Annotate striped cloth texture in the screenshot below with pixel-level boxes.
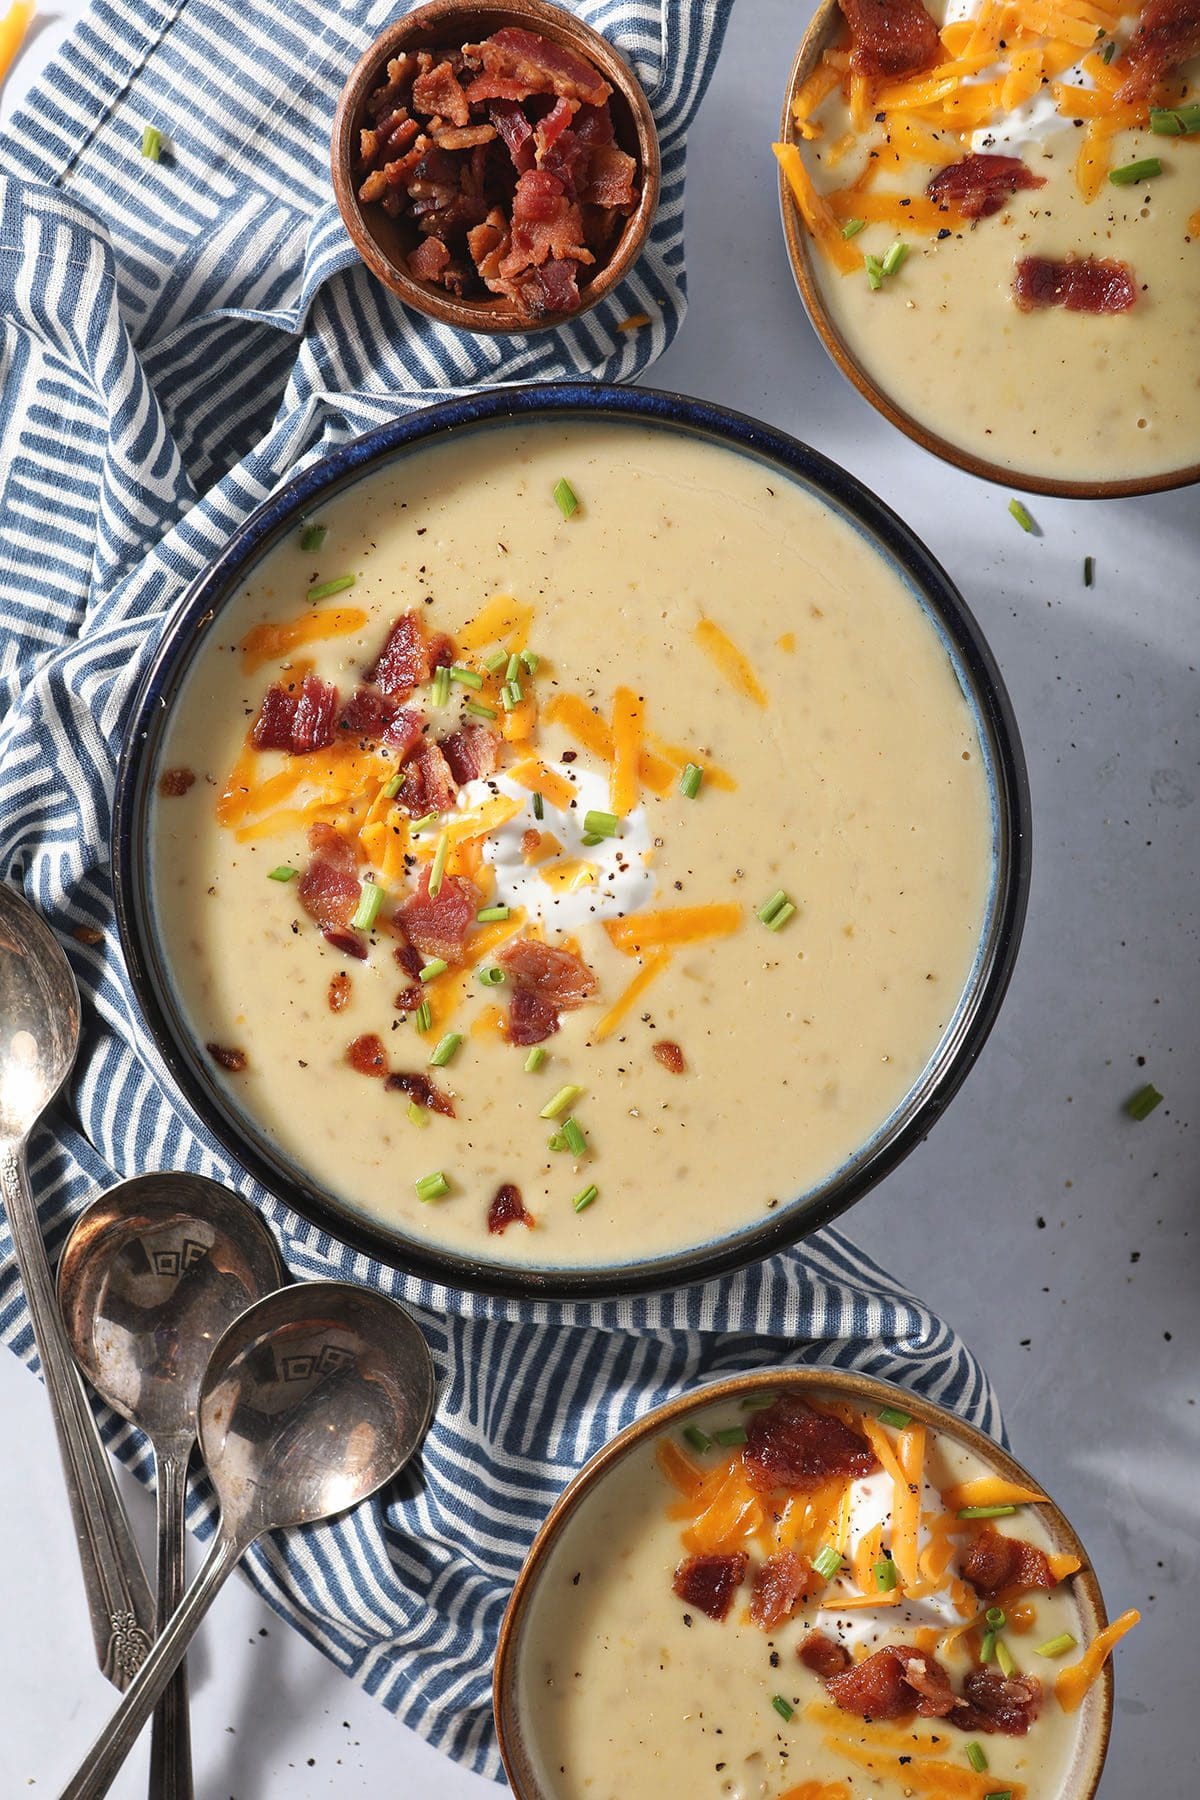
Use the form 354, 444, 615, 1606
0, 0, 1004, 1777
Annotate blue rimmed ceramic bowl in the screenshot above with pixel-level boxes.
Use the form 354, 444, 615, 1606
113, 384, 1030, 1299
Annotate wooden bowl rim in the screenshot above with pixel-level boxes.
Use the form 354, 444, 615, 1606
494, 1365, 1115, 1800
777, 0, 1200, 500
331, 0, 661, 336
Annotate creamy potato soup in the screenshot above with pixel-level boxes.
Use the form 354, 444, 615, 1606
151, 420, 994, 1269
512, 1386, 1135, 1800
778, 0, 1200, 484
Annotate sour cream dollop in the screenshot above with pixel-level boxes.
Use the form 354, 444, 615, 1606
820, 1469, 968, 1651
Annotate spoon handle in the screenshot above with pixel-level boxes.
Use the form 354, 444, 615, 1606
147, 1452, 194, 1800
0, 1146, 155, 1688
59, 1530, 242, 1800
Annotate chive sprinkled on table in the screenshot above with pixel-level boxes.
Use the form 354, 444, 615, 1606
1083, 555, 1095, 588
1007, 498, 1036, 534
1126, 1082, 1162, 1120
141, 125, 162, 161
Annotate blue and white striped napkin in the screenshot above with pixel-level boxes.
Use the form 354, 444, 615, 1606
0, 0, 1003, 1776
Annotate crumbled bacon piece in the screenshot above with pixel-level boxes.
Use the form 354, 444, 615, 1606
398, 742, 459, 818
440, 721, 502, 785
489, 99, 535, 170
955, 1667, 1043, 1735
653, 1040, 685, 1074
157, 767, 195, 797
323, 925, 367, 960
463, 26, 612, 107
580, 143, 638, 207
1013, 255, 1137, 314
366, 611, 440, 698
392, 930, 425, 981
412, 58, 471, 127
347, 1032, 388, 1076
497, 935, 598, 1005
892, 1645, 957, 1716
743, 1395, 879, 1492
799, 1630, 851, 1679
328, 971, 352, 1012
398, 867, 480, 963
298, 824, 361, 930
206, 1043, 247, 1072
394, 984, 422, 1012
487, 1182, 534, 1233
825, 1646, 926, 1720
384, 1070, 455, 1116
749, 1551, 818, 1629
252, 674, 340, 755
671, 1552, 748, 1622
962, 1527, 1055, 1598
837, 0, 942, 78
383, 707, 425, 761
507, 985, 560, 1045
1118, 0, 1200, 100
338, 686, 399, 740
500, 170, 592, 277
927, 153, 1045, 219
251, 682, 302, 750
408, 235, 452, 283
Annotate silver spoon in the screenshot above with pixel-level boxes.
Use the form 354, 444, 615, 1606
0, 884, 155, 1686
58, 1175, 286, 1800
60, 1279, 437, 1800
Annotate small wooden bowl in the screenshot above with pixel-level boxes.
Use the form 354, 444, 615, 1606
495, 1367, 1117, 1800
778, 0, 1200, 499
331, 0, 660, 335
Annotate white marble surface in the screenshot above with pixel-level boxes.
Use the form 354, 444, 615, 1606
1, 1, 1196, 1794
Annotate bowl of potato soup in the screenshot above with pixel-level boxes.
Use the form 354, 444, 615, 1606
114, 385, 1029, 1296
776, 0, 1200, 496
495, 1369, 1135, 1800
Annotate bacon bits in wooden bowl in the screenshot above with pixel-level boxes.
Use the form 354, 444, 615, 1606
331, 0, 660, 332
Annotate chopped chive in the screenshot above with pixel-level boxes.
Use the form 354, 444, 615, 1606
985, 1605, 1007, 1630
562, 1117, 588, 1157
1102, 37, 1115, 60
477, 904, 511, 922
966, 1742, 988, 1774
1150, 101, 1200, 133
994, 1637, 1016, 1679
427, 831, 449, 899
766, 901, 796, 932
812, 1543, 842, 1581
501, 681, 521, 712
299, 523, 327, 553
532, 792, 545, 821
583, 810, 620, 838
841, 217, 866, 239
407, 1100, 428, 1129
771, 1694, 794, 1722
741, 1393, 776, 1410
864, 252, 884, 291
980, 1629, 997, 1663
428, 1032, 462, 1068
383, 773, 404, 799
1007, 497, 1036, 534
1083, 554, 1095, 588
572, 1183, 598, 1212
524, 1046, 547, 1073
478, 965, 506, 987
683, 1425, 711, 1453
580, 832, 604, 847
1036, 1632, 1078, 1658
351, 880, 384, 931
547, 1132, 567, 1151
540, 1083, 583, 1119
713, 1425, 747, 1447
520, 650, 540, 675
505, 652, 521, 683
141, 125, 162, 161
465, 701, 497, 721
410, 811, 438, 835
484, 650, 508, 674
958, 1504, 1017, 1519
874, 1556, 898, 1592
984, 1792, 1014, 1800
450, 664, 483, 690
419, 957, 448, 983
757, 889, 788, 925
680, 761, 704, 799
415, 1170, 449, 1203
307, 574, 356, 601
430, 664, 451, 708
1126, 1082, 1163, 1120
553, 477, 579, 519
881, 239, 909, 277
414, 1000, 431, 1033
267, 864, 298, 882
1109, 156, 1163, 185
877, 1405, 912, 1429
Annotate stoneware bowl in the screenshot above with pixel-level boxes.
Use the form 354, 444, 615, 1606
495, 1365, 1116, 1800
113, 383, 1029, 1300
778, 0, 1200, 500
331, 0, 660, 334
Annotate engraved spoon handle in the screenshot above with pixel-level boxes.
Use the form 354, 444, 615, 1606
0, 1144, 155, 1687
60, 1530, 242, 1800
147, 1451, 193, 1800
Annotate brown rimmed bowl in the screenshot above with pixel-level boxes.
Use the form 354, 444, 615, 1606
331, 0, 660, 334
778, 0, 1200, 500
495, 1365, 1116, 1800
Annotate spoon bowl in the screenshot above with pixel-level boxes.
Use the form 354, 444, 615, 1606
0, 882, 78, 1139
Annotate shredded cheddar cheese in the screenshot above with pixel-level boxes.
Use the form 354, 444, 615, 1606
0, 1, 34, 89
240, 606, 367, 673
604, 903, 743, 954
588, 950, 671, 1043
1054, 1607, 1140, 1712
